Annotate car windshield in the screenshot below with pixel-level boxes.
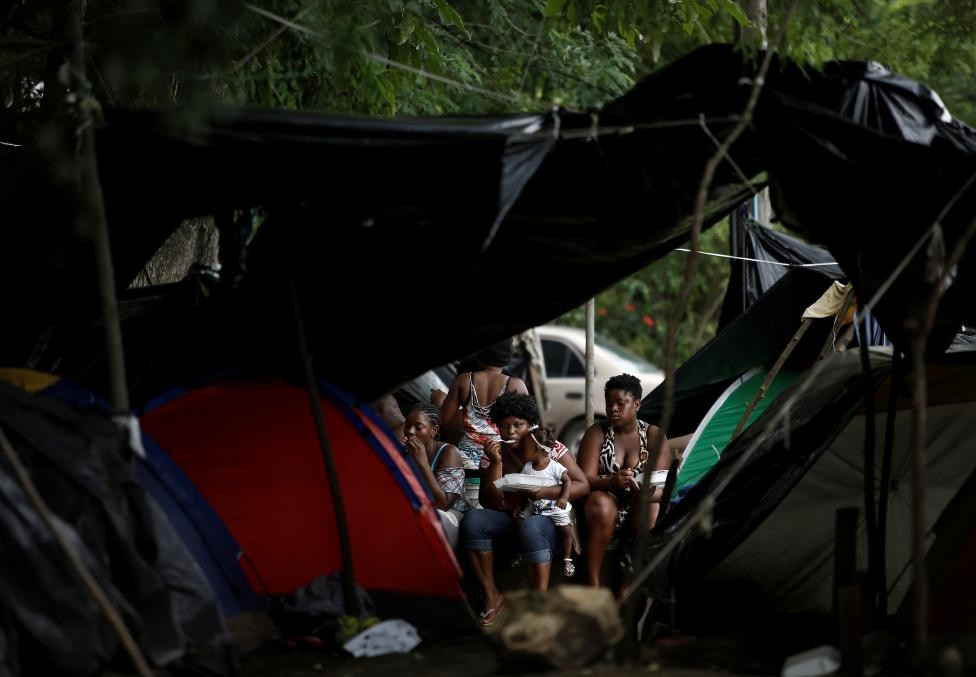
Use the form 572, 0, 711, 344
594, 334, 660, 374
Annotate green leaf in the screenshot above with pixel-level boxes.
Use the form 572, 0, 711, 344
544, 0, 565, 18
591, 4, 609, 30
720, 0, 749, 27
416, 24, 444, 73
433, 0, 469, 37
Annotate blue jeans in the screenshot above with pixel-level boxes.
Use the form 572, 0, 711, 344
461, 509, 558, 564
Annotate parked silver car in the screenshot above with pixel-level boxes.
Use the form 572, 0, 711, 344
536, 325, 664, 455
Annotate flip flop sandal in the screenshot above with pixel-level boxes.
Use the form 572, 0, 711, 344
478, 601, 505, 627
563, 557, 576, 577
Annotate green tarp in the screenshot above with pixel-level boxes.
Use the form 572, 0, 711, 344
676, 368, 801, 493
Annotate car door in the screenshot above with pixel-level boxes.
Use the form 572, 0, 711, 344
540, 336, 587, 438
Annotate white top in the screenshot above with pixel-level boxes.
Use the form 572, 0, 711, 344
518, 459, 572, 519
520, 459, 568, 486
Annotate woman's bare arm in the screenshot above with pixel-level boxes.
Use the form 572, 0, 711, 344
478, 439, 506, 509
439, 372, 468, 429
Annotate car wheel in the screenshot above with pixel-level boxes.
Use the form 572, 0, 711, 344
559, 417, 595, 458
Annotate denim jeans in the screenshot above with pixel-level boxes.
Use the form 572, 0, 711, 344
460, 508, 558, 564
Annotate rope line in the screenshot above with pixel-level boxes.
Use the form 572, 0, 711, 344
673, 248, 840, 267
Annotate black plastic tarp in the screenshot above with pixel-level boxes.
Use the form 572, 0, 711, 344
719, 219, 845, 328
5, 44, 976, 401
0, 382, 231, 675
755, 59, 976, 350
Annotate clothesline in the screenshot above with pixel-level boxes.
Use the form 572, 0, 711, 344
674, 248, 840, 267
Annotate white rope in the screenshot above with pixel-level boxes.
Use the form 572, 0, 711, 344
673, 248, 839, 267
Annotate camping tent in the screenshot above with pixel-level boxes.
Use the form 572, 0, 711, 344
138, 375, 470, 630
643, 349, 976, 646
673, 367, 801, 499
136, 434, 260, 619
32, 374, 260, 622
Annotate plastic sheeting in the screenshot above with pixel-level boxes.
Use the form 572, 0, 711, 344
7, 44, 976, 401
0, 381, 232, 675
719, 219, 844, 328
641, 349, 976, 630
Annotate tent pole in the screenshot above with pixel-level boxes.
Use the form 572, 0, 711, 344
858, 314, 879, 622
731, 318, 812, 440
876, 349, 901, 618
289, 270, 360, 618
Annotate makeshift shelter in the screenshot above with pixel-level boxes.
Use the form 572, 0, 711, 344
643, 349, 976, 647
138, 375, 470, 631
6, 45, 976, 402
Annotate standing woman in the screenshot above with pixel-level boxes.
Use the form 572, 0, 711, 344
577, 374, 670, 588
402, 402, 470, 547
439, 339, 528, 506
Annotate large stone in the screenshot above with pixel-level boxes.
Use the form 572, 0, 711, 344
484, 585, 624, 670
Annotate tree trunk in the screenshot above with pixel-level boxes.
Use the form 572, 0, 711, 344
742, 0, 768, 49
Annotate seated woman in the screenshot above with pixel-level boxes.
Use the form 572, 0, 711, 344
460, 393, 589, 626
577, 374, 670, 589
402, 402, 470, 547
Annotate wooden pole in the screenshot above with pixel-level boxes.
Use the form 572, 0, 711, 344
906, 322, 928, 665
834, 507, 864, 676
66, 0, 129, 417
858, 316, 879, 621
289, 271, 360, 618
731, 318, 812, 440
876, 350, 901, 617
585, 299, 595, 428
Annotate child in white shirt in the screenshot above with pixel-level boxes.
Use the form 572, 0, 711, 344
516, 428, 575, 577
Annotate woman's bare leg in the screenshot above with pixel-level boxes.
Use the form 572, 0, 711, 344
583, 491, 619, 587
467, 550, 504, 612
525, 562, 552, 591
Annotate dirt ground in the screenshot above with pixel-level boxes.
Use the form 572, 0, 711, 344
238, 632, 770, 676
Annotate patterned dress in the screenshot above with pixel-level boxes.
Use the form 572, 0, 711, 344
457, 373, 510, 470
597, 419, 649, 528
